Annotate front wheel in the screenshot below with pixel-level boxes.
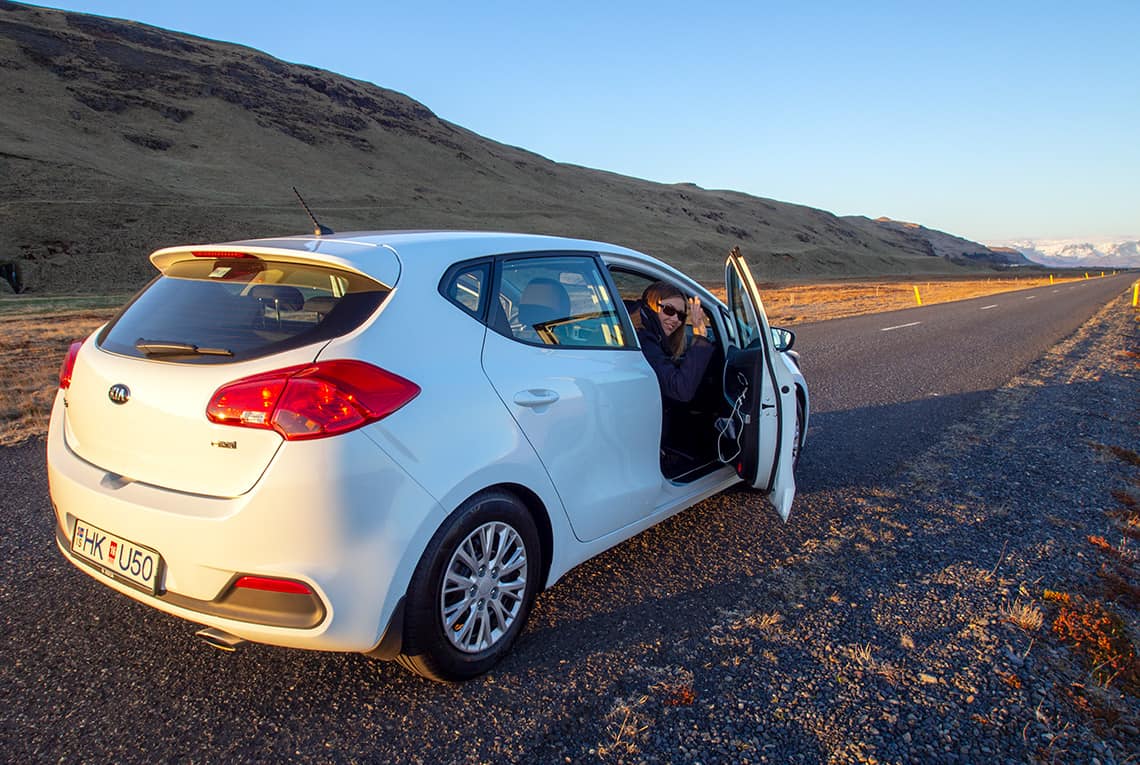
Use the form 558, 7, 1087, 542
792, 396, 804, 472
397, 490, 541, 681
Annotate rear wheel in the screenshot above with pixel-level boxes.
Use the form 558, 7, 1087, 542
396, 490, 540, 681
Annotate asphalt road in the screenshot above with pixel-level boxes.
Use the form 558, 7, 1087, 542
792, 273, 1135, 491
2, 273, 1134, 762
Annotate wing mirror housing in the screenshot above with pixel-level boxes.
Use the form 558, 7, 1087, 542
771, 326, 795, 352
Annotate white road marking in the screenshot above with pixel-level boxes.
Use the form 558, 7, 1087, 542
881, 321, 922, 332
980, 304, 999, 310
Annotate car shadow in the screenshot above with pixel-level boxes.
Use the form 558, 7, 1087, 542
796, 389, 1000, 492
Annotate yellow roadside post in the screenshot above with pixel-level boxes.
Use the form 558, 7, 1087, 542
913, 286, 922, 306
1084, 272, 1089, 279
1050, 274, 1055, 285
1133, 281, 1139, 309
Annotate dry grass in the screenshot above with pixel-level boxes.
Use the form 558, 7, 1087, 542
711, 274, 1087, 326
0, 274, 1094, 445
1051, 599, 1139, 691
995, 668, 1023, 689
596, 694, 650, 759
1001, 598, 1045, 632
1107, 446, 1140, 468
1096, 564, 1140, 609
838, 641, 905, 684
0, 308, 119, 446
1087, 535, 1138, 563
709, 607, 784, 648
845, 642, 876, 667
650, 667, 697, 707
1111, 489, 1138, 510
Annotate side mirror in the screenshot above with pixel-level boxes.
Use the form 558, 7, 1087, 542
771, 326, 795, 352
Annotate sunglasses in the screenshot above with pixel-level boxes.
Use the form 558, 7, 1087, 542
659, 304, 687, 320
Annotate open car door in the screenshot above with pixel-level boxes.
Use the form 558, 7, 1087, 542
722, 247, 798, 521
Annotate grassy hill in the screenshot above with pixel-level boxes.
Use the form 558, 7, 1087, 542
0, 1, 1028, 294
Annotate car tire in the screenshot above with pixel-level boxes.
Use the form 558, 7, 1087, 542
396, 489, 541, 682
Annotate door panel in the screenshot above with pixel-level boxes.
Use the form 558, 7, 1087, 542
724, 248, 798, 520
480, 255, 663, 541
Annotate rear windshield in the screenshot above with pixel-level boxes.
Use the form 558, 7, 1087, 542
98, 258, 389, 364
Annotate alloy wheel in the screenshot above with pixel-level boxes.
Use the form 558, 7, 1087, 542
440, 521, 529, 653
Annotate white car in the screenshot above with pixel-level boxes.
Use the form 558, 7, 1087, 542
48, 231, 808, 681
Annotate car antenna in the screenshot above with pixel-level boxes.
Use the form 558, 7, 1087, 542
292, 186, 334, 236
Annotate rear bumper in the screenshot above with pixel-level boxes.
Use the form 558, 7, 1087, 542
47, 392, 445, 653
53, 524, 328, 628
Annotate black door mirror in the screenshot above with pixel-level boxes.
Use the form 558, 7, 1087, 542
770, 327, 795, 352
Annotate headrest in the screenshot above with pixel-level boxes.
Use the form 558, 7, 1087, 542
249, 285, 305, 311
302, 295, 339, 315
518, 278, 570, 328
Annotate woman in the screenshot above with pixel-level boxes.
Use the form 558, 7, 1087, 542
636, 281, 714, 404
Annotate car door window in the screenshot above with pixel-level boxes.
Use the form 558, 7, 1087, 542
497, 257, 633, 349
607, 267, 655, 306
726, 262, 762, 348
608, 265, 720, 348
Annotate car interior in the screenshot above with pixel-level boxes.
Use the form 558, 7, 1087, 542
608, 267, 734, 484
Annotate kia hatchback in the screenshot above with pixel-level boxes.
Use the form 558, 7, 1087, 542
48, 231, 808, 681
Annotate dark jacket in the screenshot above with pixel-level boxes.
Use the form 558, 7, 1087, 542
635, 302, 715, 404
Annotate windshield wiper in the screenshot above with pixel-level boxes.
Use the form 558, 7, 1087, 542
135, 340, 233, 357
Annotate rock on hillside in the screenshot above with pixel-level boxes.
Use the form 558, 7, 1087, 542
1, 1, 1018, 294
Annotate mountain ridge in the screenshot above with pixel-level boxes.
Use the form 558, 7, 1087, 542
1, 1, 1027, 294
1002, 238, 1140, 269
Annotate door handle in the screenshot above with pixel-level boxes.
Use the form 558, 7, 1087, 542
513, 389, 560, 408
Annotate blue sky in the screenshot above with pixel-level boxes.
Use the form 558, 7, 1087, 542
38, 1, 1140, 243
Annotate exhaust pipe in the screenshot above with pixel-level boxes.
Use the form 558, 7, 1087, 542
195, 626, 246, 652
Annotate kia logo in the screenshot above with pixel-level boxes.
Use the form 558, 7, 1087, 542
108, 384, 131, 405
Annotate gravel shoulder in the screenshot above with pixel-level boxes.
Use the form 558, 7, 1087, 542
2, 294, 1137, 764
669, 293, 1139, 765
521, 291, 1140, 764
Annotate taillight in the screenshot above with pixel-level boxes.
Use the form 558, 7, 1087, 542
206, 360, 420, 440
233, 575, 313, 595
59, 341, 83, 390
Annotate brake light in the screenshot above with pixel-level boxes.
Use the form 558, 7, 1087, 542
233, 575, 313, 595
206, 360, 420, 440
192, 250, 254, 258
59, 341, 83, 389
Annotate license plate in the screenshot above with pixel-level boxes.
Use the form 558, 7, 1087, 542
71, 520, 162, 594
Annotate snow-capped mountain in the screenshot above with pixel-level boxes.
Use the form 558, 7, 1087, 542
997, 239, 1140, 269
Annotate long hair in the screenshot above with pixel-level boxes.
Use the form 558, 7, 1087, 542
642, 281, 686, 361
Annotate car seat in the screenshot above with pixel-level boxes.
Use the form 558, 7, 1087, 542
517, 278, 570, 334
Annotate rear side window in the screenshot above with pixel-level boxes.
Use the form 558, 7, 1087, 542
440, 261, 490, 317
98, 258, 389, 364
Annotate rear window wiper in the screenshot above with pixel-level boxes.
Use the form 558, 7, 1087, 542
135, 340, 233, 357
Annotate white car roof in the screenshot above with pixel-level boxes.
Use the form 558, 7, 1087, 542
150, 230, 655, 287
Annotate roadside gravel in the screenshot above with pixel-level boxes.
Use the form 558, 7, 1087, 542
604, 294, 1140, 765
523, 293, 1139, 764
